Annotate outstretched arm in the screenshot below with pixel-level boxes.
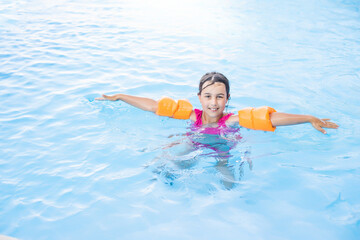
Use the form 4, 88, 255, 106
96, 94, 157, 112
96, 94, 197, 120
269, 112, 338, 134
226, 112, 339, 134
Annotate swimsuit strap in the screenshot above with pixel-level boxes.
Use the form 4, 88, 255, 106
194, 109, 203, 126
194, 109, 233, 127
218, 112, 234, 127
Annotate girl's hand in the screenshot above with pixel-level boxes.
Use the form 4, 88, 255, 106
309, 117, 339, 134
95, 94, 118, 101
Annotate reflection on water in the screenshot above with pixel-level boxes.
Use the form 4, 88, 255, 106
147, 125, 252, 190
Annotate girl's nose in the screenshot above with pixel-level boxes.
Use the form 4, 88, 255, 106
210, 97, 217, 105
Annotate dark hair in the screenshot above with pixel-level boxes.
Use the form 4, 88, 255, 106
198, 72, 230, 99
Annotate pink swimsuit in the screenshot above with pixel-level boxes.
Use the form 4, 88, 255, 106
188, 109, 241, 154
191, 109, 237, 135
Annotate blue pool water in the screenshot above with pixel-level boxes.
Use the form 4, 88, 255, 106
1, 0, 360, 239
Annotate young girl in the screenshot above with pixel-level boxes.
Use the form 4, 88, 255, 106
95, 72, 338, 134
97, 72, 339, 189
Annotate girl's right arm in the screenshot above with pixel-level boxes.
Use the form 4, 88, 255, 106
96, 94, 158, 112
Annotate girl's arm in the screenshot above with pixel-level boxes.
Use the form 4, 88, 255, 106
269, 112, 338, 134
226, 112, 338, 134
96, 94, 158, 112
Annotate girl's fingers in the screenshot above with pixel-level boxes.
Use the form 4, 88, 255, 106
102, 94, 116, 100
312, 121, 327, 134
315, 120, 339, 133
95, 94, 111, 101
323, 121, 339, 129
317, 126, 327, 134
318, 118, 339, 129
327, 122, 339, 128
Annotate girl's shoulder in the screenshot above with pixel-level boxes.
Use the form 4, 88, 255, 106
189, 109, 200, 122
225, 114, 239, 126
218, 112, 234, 127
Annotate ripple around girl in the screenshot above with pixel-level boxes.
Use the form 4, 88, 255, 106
96, 72, 338, 134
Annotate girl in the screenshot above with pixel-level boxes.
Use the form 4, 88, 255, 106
97, 72, 339, 189
95, 72, 339, 134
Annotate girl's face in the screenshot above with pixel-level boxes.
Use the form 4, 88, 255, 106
198, 81, 228, 122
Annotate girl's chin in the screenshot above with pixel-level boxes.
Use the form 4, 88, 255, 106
204, 110, 222, 118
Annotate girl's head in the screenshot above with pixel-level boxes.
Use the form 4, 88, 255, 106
198, 72, 230, 120
198, 72, 230, 99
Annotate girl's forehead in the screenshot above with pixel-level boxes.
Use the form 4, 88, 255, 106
202, 82, 226, 92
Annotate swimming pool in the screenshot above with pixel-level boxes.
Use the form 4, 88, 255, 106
1, 0, 360, 239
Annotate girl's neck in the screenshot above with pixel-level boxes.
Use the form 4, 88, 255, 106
201, 111, 224, 125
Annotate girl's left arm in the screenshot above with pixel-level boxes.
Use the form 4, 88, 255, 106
269, 112, 338, 134
226, 112, 339, 134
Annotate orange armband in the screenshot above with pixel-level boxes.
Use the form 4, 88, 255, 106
156, 97, 193, 119
238, 106, 276, 131
173, 99, 193, 119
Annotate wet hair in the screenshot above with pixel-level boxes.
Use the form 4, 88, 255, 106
198, 72, 230, 99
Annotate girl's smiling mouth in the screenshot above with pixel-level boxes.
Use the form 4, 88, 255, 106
209, 107, 219, 112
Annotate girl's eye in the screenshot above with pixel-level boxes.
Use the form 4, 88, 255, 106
217, 96, 223, 99
205, 96, 211, 98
